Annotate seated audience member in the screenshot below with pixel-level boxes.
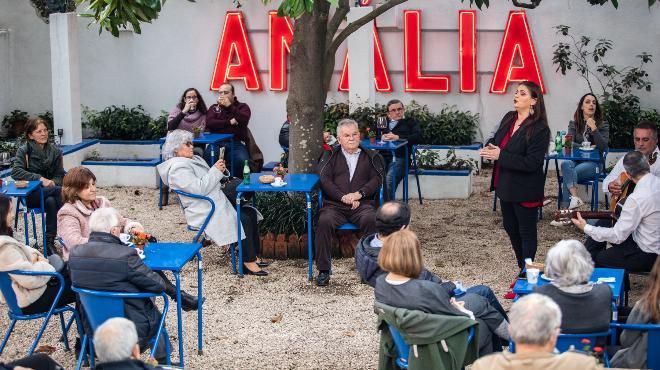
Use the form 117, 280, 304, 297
68, 208, 171, 363
611, 257, 660, 369
355, 200, 507, 319
375, 229, 509, 355
378, 100, 421, 200
315, 119, 385, 286
0, 353, 64, 370
278, 118, 289, 149
472, 293, 601, 370
158, 130, 268, 276
11, 117, 65, 253
167, 87, 208, 157
573, 150, 660, 273
95, 317, 165, 370
535, 240, 612, 334
56, 166, 200, 310
0, 194, 75, 315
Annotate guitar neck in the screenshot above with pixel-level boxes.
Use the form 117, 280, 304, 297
575, 211, 615, 220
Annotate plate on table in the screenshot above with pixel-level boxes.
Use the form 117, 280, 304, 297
579, 146, 596, 151
540, 273, 554, 281
271, 182, 287, 188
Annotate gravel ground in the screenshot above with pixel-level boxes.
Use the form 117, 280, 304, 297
0, 169, 647, 369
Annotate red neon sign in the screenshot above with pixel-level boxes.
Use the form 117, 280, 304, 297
338, 25, 393, 92
490, 11, 545, 94
210, 11, 262, 91
268, 11, 294, 91
459, 10, 477, 93
404, 10, 450, 93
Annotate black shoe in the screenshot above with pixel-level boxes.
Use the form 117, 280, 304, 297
244, 266, 268, 276
256, 260, 271, 268
177, 291, 203, 312
316, 271, 330, 287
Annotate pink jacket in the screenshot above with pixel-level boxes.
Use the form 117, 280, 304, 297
57, 196, 142, 261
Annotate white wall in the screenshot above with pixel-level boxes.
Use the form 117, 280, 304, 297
1, 0, 659, 161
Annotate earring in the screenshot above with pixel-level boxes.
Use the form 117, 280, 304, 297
529, 105, 535, 116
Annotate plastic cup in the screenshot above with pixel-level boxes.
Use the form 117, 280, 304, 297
527, 268, 540, 284
582, 141, 591, 148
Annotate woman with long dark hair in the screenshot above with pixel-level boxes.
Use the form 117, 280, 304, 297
555, 93, 609, 213
168, 88, 208, 157
480, 81, 550, 296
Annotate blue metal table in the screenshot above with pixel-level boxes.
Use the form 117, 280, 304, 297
545, 147, 604, 209
144, 242, 204, 367
236, 173, 320, 280
159, 133, 234, 209
3, 181, 46, 253
361, 139, 409, 202
513, 267, 625, 303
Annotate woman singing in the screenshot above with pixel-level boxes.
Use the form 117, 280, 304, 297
480, 81, 550, 296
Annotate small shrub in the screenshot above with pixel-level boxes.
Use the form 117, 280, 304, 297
82, 105, 167, 140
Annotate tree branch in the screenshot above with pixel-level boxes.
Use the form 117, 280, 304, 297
511, 0, 543, 9
326, 0, 350, 49
326, 0, 408, 58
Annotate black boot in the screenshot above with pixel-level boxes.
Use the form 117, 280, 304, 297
156, 271, 203, 311
45, 235, 56, 256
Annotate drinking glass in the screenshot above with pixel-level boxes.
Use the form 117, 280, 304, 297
376, 116, 387, 143
0, 153, 8, 166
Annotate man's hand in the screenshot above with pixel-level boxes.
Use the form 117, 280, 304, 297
230, 118, 238, 126
571, 212, 587, 231
608, 180, 622, 196
351, 200, 360, 210
382, 133, 399, 141
40, 177, 55, 187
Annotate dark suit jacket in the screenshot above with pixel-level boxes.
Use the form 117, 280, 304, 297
373, 117, 422, 159
488, 111, 550, 202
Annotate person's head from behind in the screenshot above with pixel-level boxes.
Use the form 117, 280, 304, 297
94, 317, 140, 363
162, 129, 194, 160
545, 239, 594, 287
508, 293, 561, 352
177, 87, 207, 114
0, 195, 13, 237
24, 117, 50, 146
376, 201, 411, 238
89, 208, 122, 237
377, 229, 423, 279
633, 121, 658, 156
623, 150, 651, 181
639, 258, 660, 323
62, 166, 97, 205
336, 119, 360, 153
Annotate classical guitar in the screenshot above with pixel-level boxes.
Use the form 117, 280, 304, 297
609, 172, 634, 212
553, 209, 616, 223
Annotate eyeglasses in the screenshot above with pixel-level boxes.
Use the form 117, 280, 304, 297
389, 107, 404, 113
218, 90, 232, 95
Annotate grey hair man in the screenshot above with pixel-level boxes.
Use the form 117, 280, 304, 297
472, 293, 601, 370
573, 150, 660, 273
94, 318, 141, 366
535, 240, 612, 333
315, 118, 385, 286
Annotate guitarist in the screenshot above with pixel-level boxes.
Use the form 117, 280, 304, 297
572, 151, 659, 274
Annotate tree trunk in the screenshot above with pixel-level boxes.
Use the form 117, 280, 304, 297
286, 2, 331, 174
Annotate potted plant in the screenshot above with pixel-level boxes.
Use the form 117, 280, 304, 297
192, 126, 203, 138
273, 163, 287, 180
411, 148, 478, 199
366, 127, 377, 144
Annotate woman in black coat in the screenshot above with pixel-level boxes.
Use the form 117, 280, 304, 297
480, 81, 550, 285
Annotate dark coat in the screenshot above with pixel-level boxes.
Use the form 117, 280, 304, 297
488, 111, 550, 202
317, 145, 385, 207
96, 359, 162, 370
205, 98, 251, 142
373, 117, 422, 159
12, 140, 65, 185
68, 232, 166, 346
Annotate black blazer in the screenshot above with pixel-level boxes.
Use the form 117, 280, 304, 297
488, 111, 550, 202
372, 117, 421, 158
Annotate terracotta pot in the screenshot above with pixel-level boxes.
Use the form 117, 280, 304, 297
275, 234, 287, 259
287, 234, 300, 259
331, 235, 341, 258
261, 232, 275, 258
369, 137, 377, 144
339, 232, 357, 258
299, 234, 308, 259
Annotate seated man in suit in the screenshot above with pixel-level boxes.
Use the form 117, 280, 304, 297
315, 118, 385, 286
573, 150, 660, 273
94, 318, 166, 370
68, 208, 171, 363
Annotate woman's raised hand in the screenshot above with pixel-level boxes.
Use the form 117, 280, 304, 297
214, 159, 227, 172
586, 117, 597, 131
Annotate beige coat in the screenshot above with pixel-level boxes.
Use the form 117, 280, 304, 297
471, 351, 602, 370
0, 235, 54, 308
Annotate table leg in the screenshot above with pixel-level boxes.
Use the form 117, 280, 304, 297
404, 146, 409, 203
390, 150, 396, 200
210, 145, 216, 164
305, 192, 313, 281
230, 139, 234, 172
39, 187, 46, 256
236, 192, 244, 278
196, 252, 203, 355
21, 198, 29, 246
554, 158, 561, 209
173, 272, 184, 367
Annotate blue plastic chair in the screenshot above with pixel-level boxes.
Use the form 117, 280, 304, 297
576, 148, 610, 211
72, 287, 171, 370
14, 198, 47, 254
318, 187, 384, 232
509, 329, 613, 367
0, 270, 81, 356
172, 189, 238, 274
388, 324, 475, 369
610, 323, 660, 370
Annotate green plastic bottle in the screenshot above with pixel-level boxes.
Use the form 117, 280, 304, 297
555, 131, 562, 153
242, 160, 251, 184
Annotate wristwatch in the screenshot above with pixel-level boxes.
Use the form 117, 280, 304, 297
358, 190, 366, 199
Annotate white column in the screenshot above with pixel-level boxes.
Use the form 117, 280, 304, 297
347, 6, 375, 113
0, 28, 11, 124
49, 12, 81, 145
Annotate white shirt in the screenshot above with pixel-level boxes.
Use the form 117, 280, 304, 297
342, 148, 362, 181
603, 147, 660, 193
586, 173, 660, 254
370, 235, 384, 248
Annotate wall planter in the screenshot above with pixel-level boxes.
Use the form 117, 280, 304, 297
397, 169, 472, 199
415, 144, 483, 173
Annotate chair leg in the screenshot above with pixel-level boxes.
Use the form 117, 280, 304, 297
23, 210, 29, 246
75, 335, 88, 370
164, 329, 172, 365
59, 312, 71, 351
30, 210, 37, 244
492, 193, 497, 212
28, 313, 55, 355
0, 319, 17, 355
230, 243, 237, 274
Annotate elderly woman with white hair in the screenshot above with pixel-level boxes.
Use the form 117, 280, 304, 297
535, 239, 612, 334
157, 129, 268, 276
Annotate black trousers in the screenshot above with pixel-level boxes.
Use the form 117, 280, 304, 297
239, 206, 260, 263
314, 202, 376, 271
500, 200, 539, 270
25, 185, 63, 239
3, 353, 64, 370
585, 219, 658, 272
21, 272, 76, 315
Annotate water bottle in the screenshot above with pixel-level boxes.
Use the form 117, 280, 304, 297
555, 131, 562, 153
242, 160, 251, 184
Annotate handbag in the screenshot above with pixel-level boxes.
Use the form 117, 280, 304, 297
221, 176, 253, 206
